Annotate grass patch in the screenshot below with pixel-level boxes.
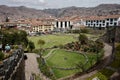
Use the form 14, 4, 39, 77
42, 49, 51, 56
87, 68, 114, 80
46, 49, 97, 79
52, 68, 80, 79
46, 49, 86, 68
46, 49, 83, 78
99, 68, 114, 78
87, 72, 108, 80
28, 34, 77, 49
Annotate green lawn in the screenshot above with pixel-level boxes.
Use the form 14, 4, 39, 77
87, 72, 108, 80
46, 49, 97, 79
42, 49, 51, 56
46, 49, 86, 68
28, 33, 101, 49
81, 33, 101, 41
28, 34, 77, 49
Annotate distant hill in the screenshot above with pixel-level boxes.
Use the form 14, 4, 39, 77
43, 4, 120, 17
0, 4, 120, 22
0, 5, 52, 22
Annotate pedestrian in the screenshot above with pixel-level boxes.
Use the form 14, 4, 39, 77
5, 44, 11, 53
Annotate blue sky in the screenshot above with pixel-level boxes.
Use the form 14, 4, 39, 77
0, 0, 120, 9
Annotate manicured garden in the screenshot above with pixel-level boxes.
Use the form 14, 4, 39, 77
45, 49, 99, 79
28, 33, 101, 49
34, 33, 104, 79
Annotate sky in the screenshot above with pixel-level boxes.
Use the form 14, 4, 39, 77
0, 0, 120, 9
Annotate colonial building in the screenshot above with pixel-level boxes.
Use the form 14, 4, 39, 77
70, 16, 86, 30
85, 15, 120, 29
31, 21, 54, 33
54, 17, 73, 32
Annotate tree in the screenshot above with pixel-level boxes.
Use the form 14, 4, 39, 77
38, 39, 45, 48
28, 41, 35, 52
37, 39, 45, 58
1, 29, 29, 48
78, 34, 88, 45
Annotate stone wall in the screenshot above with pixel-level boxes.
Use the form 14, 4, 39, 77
11, 57, 25, 80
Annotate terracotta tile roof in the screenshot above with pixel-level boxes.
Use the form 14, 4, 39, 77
31, 20, 53, 26
105, 15, 120, 19
69, 16, 82, 21
56, 16, 71, 21
83, 15, 120, 21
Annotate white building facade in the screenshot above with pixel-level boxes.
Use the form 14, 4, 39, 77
85, 15, 120, 29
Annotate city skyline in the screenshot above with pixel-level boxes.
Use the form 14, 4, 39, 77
0, 0, 120, 9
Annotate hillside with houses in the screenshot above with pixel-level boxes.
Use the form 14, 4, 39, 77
0, 4, 120, 22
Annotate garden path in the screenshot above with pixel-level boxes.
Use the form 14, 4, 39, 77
25, 53, 50, 80
43, 48, 57, 59
25, 53, 40, 80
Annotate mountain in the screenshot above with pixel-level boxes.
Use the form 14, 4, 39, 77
0, 4, 120, 22
0, 5, 52, 22
43, 4, 120, 17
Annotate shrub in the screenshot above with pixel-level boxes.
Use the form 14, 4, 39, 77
28, 41, 35, 52
0, 51, 4, 61
37, 58, 56, 80
116, 43, 120, 52
79, 34, 88, 45
80, 28, 89, 33
13, 45, 19, 49
32, 49, 39, 53
68, 30, 80, 33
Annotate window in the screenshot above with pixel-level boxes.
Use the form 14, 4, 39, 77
103, 20, 105, 23
114, 22, 117, 26
56, 21, 58, 27
106, 23, 109, 26
110, 18, 113, 23
114, 18, 117, 21
96, 20, 99, 23
91, 21, 93, 24
61, 22, 63, 28
65, 21, 67, 27
107, 19, 109, 21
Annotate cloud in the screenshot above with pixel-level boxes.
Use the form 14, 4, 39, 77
38, 0, 45, 3
6, 0, 47, 9
1, 0, 120, 9
9, 0, 46, 4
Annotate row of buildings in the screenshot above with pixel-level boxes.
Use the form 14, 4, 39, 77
0, 15, 120, 35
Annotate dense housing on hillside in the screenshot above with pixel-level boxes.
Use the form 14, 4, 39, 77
0, 15, 120, 34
